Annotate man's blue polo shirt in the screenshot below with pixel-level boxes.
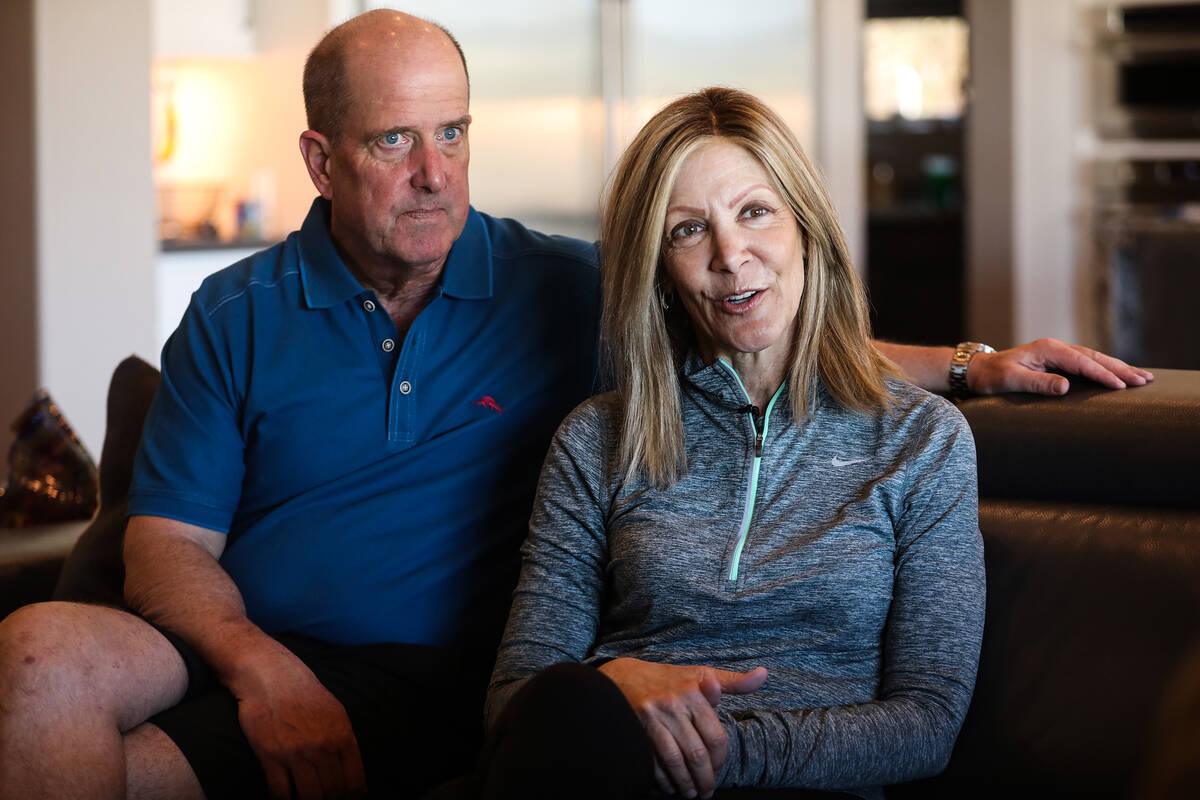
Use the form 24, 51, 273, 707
129, 198, 601, 647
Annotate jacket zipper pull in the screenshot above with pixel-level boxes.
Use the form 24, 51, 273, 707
741, 404, 764, 458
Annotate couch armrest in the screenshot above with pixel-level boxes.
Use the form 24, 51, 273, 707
958, 369, 1200, 507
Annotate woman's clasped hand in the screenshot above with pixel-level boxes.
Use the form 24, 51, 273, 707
598, 658, 768, 798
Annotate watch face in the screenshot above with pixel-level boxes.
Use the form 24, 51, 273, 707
950, 345, 982, 397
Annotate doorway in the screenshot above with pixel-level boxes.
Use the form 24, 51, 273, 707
864, 0, 968, 345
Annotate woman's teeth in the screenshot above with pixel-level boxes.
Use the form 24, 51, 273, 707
726, 291, 756, 305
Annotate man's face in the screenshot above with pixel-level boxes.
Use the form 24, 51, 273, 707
325, 34, 471, 275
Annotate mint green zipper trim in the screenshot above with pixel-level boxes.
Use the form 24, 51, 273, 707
719, 360, 785, 582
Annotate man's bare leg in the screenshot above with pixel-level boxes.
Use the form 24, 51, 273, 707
0, 602, 191, 800
124, 722, 205, 800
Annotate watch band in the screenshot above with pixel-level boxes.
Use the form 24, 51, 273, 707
949, 341, 995, 398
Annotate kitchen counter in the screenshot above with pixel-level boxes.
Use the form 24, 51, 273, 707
161, 237, 277, 252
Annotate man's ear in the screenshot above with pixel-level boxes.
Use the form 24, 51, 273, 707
299, 130, 334, 200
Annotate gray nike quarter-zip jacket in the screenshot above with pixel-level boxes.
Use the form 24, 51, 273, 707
487, 354, 985, 796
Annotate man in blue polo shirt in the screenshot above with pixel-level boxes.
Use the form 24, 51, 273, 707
131, 193, 600, 654
0, 11, 602, 800
0, 8, 1153, 800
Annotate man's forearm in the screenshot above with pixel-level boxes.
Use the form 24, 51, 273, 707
123, 515, 290, 688
875, 337, 1153, 396
873, 341, 952, 393
123, 515, 368, 794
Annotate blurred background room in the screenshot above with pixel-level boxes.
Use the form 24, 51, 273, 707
3, 0, 1199, 464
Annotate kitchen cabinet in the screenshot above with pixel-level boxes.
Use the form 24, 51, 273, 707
153, 0, 255, 58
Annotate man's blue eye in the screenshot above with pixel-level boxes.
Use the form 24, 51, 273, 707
382, 132, 403, 146
443, 127, 459, 142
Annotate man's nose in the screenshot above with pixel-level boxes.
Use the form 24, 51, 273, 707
410, 141, 446, 192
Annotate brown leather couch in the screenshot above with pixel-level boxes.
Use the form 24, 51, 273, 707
890, 368, 1200, 798
3, 358, 1198, 798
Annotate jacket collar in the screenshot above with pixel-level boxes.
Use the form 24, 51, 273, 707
681, 351, 801, 423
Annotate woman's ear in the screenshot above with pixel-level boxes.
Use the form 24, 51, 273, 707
654, 262, 676, 312
656, 251, 674, 291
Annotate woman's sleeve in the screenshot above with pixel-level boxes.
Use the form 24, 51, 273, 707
719, 401, 986, 791
484, 401, 616, 732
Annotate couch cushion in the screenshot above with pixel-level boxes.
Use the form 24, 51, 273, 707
52, 355, 160, 605
931, 500, 1200, 795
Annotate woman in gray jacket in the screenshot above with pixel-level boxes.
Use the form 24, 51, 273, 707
476, 88, 985, 800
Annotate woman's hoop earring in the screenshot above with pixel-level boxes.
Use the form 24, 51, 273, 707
658, 287, 673, 311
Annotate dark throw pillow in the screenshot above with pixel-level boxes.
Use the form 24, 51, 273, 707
52, 355, 160, 605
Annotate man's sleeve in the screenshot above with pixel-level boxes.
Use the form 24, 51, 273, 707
127, 294, 247, 533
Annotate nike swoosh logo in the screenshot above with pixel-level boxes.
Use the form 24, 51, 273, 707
831, 456, 867, 467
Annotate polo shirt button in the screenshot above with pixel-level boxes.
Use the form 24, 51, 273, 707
399, 381, 412, 395
381, 338, 395, 352
362, 299, 376, 312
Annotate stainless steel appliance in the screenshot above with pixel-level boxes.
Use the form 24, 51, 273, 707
1092, 3, 1200, 139
1091, 158, 1200, 368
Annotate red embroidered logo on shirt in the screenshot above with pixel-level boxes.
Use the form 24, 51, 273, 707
472, 396, 504, 414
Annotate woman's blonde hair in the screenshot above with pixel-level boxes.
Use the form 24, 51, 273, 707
601, 87, 897, 487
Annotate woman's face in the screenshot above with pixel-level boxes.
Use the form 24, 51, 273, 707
661, 139, 805, 367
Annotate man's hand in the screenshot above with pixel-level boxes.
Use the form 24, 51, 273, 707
228, 647, 366, 800
598, 657, 767, 799
968, 338, 1154, 396
124, 516, 367, 799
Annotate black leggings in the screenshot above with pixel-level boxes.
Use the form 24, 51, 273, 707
432, 663, 860, 800
476, 662, 656, 798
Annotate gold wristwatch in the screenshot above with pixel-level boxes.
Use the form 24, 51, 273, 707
950, 341, 995, 398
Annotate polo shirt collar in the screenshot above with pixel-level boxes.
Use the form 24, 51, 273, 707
441, 208, 492, 300
298, 198, 364, 309
298, 198, 493, 309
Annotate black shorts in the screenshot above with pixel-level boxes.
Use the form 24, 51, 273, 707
148, 627, 490, 799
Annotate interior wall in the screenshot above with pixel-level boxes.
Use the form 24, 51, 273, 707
35, 0, 158, 456
965, 0, 1015, 346
1012, 0, 1077, 344
967, 0, 1091, 348
0, 0, 38, 454
815, 0, 866, 277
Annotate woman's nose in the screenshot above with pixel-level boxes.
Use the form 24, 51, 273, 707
711, 225, 750, 272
